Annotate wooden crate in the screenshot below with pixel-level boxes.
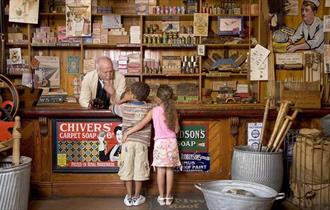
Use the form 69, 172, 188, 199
281, 90, 321, 109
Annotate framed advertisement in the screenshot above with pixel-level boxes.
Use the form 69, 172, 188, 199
218, 16, 243, 36
52, 118, 122, 172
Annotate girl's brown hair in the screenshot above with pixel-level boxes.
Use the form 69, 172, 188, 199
157, 85, 177, 131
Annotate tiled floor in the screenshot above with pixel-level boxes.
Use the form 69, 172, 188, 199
28, 194, 300, 210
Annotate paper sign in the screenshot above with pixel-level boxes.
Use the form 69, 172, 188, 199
247, 122, 262, 147
194, 13, 209, 37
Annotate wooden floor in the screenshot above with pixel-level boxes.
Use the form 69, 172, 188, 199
28, 194, 300, 210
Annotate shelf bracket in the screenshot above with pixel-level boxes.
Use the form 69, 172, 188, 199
39, 117, 48, 137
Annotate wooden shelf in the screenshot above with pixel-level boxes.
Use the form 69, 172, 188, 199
40, 12, 65, 16
143, 14, 194, 21
202, 72, 247, 77
83, 44, 141, 48
31, 44, 81, 48
142, 44, 196, 48
208, 14, 259, 17
92, 13, 139, 17
142, 73, 199, 77
124, 73, 141, 76
5, 43, 29, 47
203, 43, 253, 48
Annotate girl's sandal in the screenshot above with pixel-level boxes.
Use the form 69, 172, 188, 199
165, 197, 174, 206
157, 196, 166, 206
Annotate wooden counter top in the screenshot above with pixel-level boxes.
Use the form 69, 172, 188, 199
19, 103, 330, 119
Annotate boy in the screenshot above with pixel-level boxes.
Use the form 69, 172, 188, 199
110, 82, 153, 207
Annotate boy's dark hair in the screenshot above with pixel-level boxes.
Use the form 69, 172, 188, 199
130, 82, 150, 101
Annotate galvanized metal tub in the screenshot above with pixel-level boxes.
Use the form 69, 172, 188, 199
0, 156, 32, 210
231, 145, 283, 192
195, 180, 285, 210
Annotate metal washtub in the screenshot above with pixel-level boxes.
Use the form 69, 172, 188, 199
195, 180, 285, 210
0, 156, 32, 210
231, 145, 283, 192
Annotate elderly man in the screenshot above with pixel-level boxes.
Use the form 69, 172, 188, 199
79, 56, 126, 108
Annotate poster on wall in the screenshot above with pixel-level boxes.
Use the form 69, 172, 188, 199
193, 13, 209, 37
9, 0, 39, 24
52, 119, 122, 172
324, 15, 330, 32
177, 122, 210, 172
66, 0, 92, 37
247, 122, 262, 148
325, 45, 330, 74
34, 56, 60, 88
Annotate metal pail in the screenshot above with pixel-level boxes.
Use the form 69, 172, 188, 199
231, 145, 283, 192
0, 156, 32, 210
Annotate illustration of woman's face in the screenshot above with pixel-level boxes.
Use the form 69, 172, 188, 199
115, 129, 122, 143
301, 5, 315, 24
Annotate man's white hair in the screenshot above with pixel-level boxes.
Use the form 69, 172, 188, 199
96, 56, 113, 70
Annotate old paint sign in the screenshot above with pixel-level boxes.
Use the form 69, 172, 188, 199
180, 152, 210, 172
178, 123, 208, 153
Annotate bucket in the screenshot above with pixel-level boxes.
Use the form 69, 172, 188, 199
231, 145, 283, 192
0, 156, 32, 210
195, 180, 285, 210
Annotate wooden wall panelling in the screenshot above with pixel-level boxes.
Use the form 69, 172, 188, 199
20, 119, 52, 197
52, 174, 126, 197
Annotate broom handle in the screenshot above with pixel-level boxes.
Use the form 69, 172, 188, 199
258, 98, 270, 152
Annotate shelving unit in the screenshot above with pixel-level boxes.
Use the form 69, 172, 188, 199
1, 0, 262, 105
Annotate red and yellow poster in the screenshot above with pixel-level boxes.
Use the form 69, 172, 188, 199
52, 119, 122, 172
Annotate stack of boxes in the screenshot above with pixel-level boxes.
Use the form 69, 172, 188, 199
127, 53, 141, 73
57, 26, 80, 46
32, 27, 56, 46
108, 28, 129, 45
118, 55, 128, 74
92, 22, 110, 44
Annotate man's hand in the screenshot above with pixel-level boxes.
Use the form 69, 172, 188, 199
103, 80, 115, 96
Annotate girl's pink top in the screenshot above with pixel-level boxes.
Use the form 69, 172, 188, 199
152, 106, 177, 140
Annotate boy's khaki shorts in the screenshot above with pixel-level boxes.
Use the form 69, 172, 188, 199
118, 141, 150, 181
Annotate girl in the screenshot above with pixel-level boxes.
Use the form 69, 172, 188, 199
122, 85, 181, 206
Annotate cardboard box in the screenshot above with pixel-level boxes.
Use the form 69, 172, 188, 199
162, 56, 181, 74
108, 35, 129, 44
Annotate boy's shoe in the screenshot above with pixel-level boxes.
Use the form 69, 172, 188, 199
124, 195, 133, 207
133, 195, 146, 206
157, 196, 166, 206
165, 197, 174, 206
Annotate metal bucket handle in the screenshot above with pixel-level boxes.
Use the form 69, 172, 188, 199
274, 192, 285, 201
195, 183, 202, 191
